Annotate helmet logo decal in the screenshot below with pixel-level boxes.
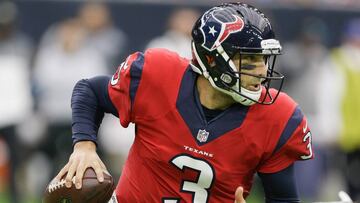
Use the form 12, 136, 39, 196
208, 26, 218, 36
200, 13, 244, 51
218, 15, 244, 46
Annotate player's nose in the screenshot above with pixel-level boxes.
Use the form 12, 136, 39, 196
253, 64, 267, 78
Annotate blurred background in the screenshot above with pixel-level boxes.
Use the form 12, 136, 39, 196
0, 0, 360, 202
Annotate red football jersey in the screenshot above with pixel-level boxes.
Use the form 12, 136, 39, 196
108, 48, 313, 203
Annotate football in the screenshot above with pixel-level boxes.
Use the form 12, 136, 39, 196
43, 168, 115, 203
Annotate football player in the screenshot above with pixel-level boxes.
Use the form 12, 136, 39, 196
55, 3, 313, 203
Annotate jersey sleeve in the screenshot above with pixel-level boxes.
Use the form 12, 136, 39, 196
107, 48, 188, 128
108, 52, 144, 127
258, 106, 314, 174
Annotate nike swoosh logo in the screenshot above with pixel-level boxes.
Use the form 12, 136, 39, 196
303, 121, 307, 133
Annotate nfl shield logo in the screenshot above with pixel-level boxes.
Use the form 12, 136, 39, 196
197, 129, 209, 143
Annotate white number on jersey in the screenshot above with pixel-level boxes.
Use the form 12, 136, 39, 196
163, 154, 215, 203
301, 131, 313, 160
110, 56, 131, 86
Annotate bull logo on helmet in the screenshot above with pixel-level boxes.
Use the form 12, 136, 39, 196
200, 12, 244, 51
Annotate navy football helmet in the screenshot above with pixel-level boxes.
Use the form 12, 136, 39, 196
191, 3, 284, 106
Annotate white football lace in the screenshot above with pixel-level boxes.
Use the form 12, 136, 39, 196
48, 178, 75, 193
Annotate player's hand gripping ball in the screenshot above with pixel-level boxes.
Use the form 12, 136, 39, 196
43, 168, 115, 203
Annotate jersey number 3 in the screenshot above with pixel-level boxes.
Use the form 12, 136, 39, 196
163, 154, 215, 203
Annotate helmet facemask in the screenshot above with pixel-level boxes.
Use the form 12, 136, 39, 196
191, 39, 284, 106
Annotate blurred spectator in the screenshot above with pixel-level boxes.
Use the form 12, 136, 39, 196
145, 8, 200, 59
278, 17, 328, 110
31, 17, 108, 196
77, 1, 128, 70
277, 17, 330, 201
76, 1, 134, 180
30, 2, 131, 198
34, 18, 108, 124
317, 18, 360, 202
98, 115, 135, 180
0, 1, 34, 203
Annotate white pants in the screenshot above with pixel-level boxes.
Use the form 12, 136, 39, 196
108, 191, 118, 203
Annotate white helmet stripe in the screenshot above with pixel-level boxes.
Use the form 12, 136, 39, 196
191, 42, 210, 78
215, 44, 238, 73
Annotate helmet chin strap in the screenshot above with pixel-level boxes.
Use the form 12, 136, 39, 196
191, 41, 262, 106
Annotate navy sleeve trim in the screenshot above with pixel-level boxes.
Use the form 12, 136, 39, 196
129, 52, 145, 107
88, 76, 118, 116
71, 76, 117, 146
258, 164, 300, 203
273, 106, 304, 153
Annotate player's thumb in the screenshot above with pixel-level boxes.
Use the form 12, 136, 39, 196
234, 186, 246, 203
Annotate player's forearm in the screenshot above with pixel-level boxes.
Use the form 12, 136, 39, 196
259, 164, 300, 203
71, 76, 118, 146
